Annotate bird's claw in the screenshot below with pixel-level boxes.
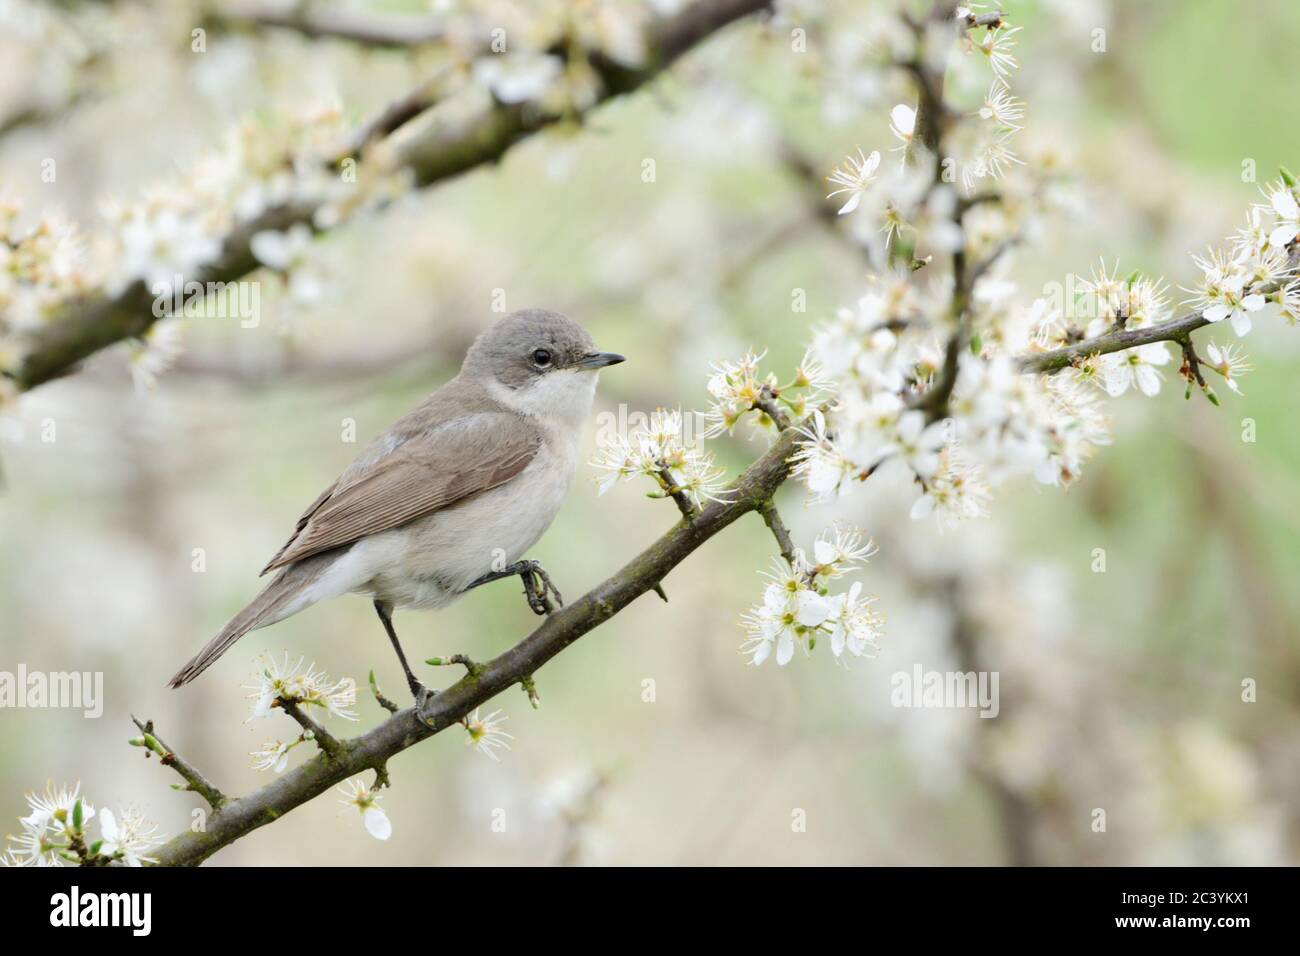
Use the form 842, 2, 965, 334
520, 561, 563, 615
409, 679, 438, 715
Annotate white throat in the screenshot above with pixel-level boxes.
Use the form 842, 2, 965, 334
487, 369, 598, 434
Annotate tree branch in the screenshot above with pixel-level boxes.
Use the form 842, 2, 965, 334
1020, 308, 1213, 375
655, 467, 700, 519
278, 699, 344, 758
150, 422, 801, 866
4, 0, 773, 394
130, 715, 227, 812
205, 1, 450, 48
757, 498, 797, 566
1019, 252, 1298, 375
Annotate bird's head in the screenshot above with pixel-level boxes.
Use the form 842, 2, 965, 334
464, 308, 624, 426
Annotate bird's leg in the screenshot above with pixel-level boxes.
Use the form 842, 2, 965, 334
373, 600, 434, 707
466, 560, 564, 615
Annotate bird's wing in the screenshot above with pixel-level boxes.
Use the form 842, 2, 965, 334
260, 412, 543, 574
258, 480, 339, 573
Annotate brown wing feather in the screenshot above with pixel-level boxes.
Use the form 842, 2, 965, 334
260, 480, 339, 574
262, 415, 541, 573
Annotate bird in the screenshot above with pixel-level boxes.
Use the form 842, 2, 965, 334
168, 309, 624, 701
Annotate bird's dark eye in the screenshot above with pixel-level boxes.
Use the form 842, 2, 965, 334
532, 348, 552, 368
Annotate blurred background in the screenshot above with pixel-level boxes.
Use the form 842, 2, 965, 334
1, 0, 1298, 865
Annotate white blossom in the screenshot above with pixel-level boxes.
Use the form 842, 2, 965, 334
978, 84, 1024, 128
464, 708, 513, 761
244, 653, 358, 722
826, 148, 881, 215
471, 53, 563, 104
590, 408, 731, 507
1096, 342, 1172, 398
740, 570, 829, 666
128, 318, 183, 392
4, 782, 95, 866
337, 778, 391, 840
822, 582, 883, 659
1266, 186, 1299, 248
910, 446, 991, 527
971, 25, 1022, 79
1202, 273, 1266, 337
889, 103, 916, 153
810, 526, 877, 577
98, 808, 162, 867
20, 781, 92, 832
115, 208, 223, 293
703, 349, 770, 435
791, 411, 859, 502
883, 410, 950, 479
740, 540, 883, 667
1203, 341, 1252, 395
251, 223, 325, 305
251, 738, 294, 773
1, 819, 63, 867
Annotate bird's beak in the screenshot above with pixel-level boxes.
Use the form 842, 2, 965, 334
575, 351, 626, 370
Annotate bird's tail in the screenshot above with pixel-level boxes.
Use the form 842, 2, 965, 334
168, 556, 330, 688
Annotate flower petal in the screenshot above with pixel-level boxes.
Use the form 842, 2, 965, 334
1135, 364, 1161, 397
891, 104, 916, 135
776, 631, 795, 666
1271, 189, 1299, 221
363, 807, 392, 841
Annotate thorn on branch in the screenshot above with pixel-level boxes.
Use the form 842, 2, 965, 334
129, 714, 227, 812
758, 498, 797, 568
1178, 337, 1219, 405
520, 675, 541, 710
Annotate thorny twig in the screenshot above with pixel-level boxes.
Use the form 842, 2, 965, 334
130, 715, 227, 812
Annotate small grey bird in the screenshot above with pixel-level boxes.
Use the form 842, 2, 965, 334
168, 309, 623, 699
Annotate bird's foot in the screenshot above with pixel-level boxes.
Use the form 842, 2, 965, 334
409, 677, 438, 714
519, 560, 564, 615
